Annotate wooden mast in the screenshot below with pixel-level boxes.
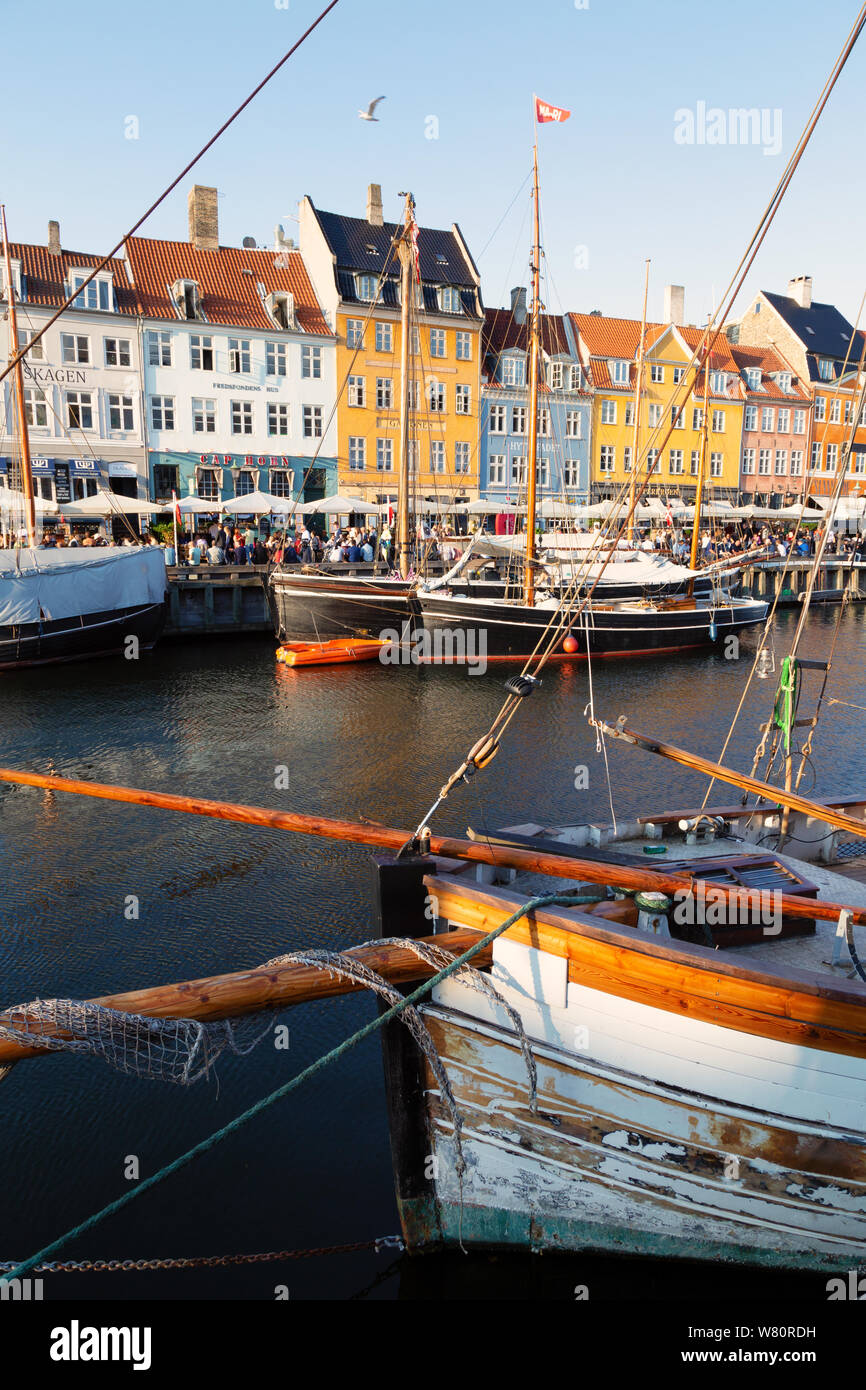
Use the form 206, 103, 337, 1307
524, 142, 542, 606
396, 192, 415, 580
627, 259, 650, 543
1, 205, 37, 547
687, 344, 712, 589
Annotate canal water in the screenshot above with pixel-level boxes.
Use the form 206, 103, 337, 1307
2, 606, 866, 1301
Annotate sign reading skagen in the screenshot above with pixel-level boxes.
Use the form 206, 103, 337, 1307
23, 364, 89, 385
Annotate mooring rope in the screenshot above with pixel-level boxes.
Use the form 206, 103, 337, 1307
3, 889, 587, 1283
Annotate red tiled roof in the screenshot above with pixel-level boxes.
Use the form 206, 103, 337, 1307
124, 236, 331, 336
674, 325, 739, 372
730, 345, 811, 402
10, 242, 137, 314
570, 312, 664, 361
483, 306, 571, 358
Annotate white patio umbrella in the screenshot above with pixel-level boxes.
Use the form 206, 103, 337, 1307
177, 495, 221, 515
59, 490, 164, 517
459, 498, 520, 515
298, 493, 376, 515
222, 489, 288, 515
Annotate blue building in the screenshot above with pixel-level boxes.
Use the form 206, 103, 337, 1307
479, 290, 591, 513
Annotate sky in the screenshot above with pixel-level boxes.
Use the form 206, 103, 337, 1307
5, 0, 866, 330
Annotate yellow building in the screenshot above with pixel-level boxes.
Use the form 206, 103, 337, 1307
299, 186, 483, 507
571, 311, 744, 502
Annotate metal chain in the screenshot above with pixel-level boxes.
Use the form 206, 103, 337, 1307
0, 1236, 403, 1273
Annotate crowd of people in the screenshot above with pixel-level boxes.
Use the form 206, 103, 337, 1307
628, 521, 866, 564
167, 518, 465, 568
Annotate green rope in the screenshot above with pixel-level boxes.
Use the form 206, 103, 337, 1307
772, 655, 800, 757
4, 888, 587, 1284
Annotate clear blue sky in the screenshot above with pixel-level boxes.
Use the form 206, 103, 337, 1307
6, 0, 866, 328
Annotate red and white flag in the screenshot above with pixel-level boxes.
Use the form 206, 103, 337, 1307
172, 489, 182, 529
535, 96, 571, 124
409, 213, 421, 285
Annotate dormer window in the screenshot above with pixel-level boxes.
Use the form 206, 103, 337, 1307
710, 370, 728, 394
611, 360, 630, 384
435, 253, 448, 267
356, 274, 379, 302
746, 367, 762, 390
777, 371, 792, 393
0, 258, 23, 301
70, 270, 112, 311
501, 355, 526, 387
366, 243, 379, 256
266, 290, 294, 330
550, 362, 564, 389
818, 358, 834, 381
172, 278, 204, 321
438, 286, 461, 313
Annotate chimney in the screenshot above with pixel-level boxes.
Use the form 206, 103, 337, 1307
788, 275, 812, 309
664, 284, 685, 326
511, 286, 527, 325
366, 183, 383, 227
187, 185, 219, 251
47, 220, 61, 257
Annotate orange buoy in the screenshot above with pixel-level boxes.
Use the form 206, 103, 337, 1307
563, 634, 579, 654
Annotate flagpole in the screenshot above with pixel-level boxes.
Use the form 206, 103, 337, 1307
172, 489, 179, 563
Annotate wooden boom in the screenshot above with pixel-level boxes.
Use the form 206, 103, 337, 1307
0, 929, 490, 1065
1, 765, 865, 934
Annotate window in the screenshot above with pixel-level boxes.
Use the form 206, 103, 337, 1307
624, 403, 634, 427
746, 367, 762, 390
304, 405, 323, 438
648, 402, 662, 427
569, 365, 583, 390
430, 441, 446, 473
777, 408, 790, 433
742, 448, 755, 475
150, 395, 174, 430
566, 410, 582, 438
818, 358, 834, 381
536, 458, 550, 488
455, 384, 471, 415
430, 328, 447, 358
612, 361, 629, 385
67, 390, 94, 429
672, 406, 685, 429
71, 273, 110, 311
407, 379, 420, 410
550, 362, 564, 389
826, 442, 838, 471
830, 397, 841, 424
348, 437, 366, 471
600, 399, 617, 425
814, 396, 826, 421
147, 330, 172, 367
852, 452, 866, 476
104, 337, 131, 368
778, 372, 792, 392
512, 406, 527, 434
411, 328, 421, 356
647, 449, 660, 473
759, 407, 774, 432
17, 329, 44, 361
564, 459, 579, 487
23, 387, 47, 427
488, 455, 506, 486
439, 287, 461, 313
229, 338, 251, 374
690, 450, 700, 475
455, 442, 471, 473
61, 333, 89, 364
271, 469, 294, 498
302, 345, 322, 379
108, 393, 134, 431
231, 401, 253, 434
192, 398, 216, 433
456, 331, 472, 361
357, 275, 379, 302
599, 445, 615, 473
376, 377, 393, 410
710, 372, 728, 394
346, 319, 364, 349
266, 292, 294, 330
501, 356, 525, 387
348, 375, 365, 408
811, 441, 822, 469
490, 404, 506, 433
711, 409, 725, 432
172, 279, 203, 321
235, 471, 255, 497
198, 469, 219, 501
774, 449, 787, 475
266, 342, 287, 377
845, 400, 853, 425
793, 408, 806, 434
375, 322, 393, 354
743, 405, 757, 431
407, 440, 420, 475
190, 335, 214, 370
268, 403, 289, 436
537, 408, 550, 437
791, 450, 803, 476
669, 449, 684, 474
710, 452, 723, 477
623, 446, 632, 472
758, 448, 771, 475
673, 367, 685, 384
429, 381, 446, 413
511, 457, 527, 486
650, 363, 664, 383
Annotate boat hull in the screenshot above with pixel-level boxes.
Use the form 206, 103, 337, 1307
0, 600, 166, 671
268, 570, 419, 640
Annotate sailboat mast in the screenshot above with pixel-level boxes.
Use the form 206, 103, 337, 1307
627, 258, 650, 542
1, 205, 37, 547
524, 143, 542, 605
396, 192, 415, 581
688, 347, 711, 577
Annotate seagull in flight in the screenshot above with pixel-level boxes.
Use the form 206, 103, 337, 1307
358, 96, 386, 122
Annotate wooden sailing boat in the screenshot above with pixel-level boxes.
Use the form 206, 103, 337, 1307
0, 207, 167, 671
416, 138, 768, 659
